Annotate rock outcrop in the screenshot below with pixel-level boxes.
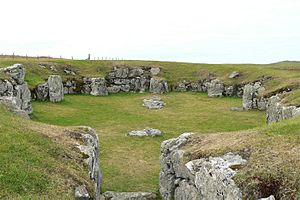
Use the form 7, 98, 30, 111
128, 128, 162, 137
0, 64, 32, 117
75, 126, 101, 200
266, 95, 300, 123
48, 75, 64, 102
102, 191, 156, 200
149, 78, 169, 94
143, 96, 165, 109
242, 82, 267, 110
159, 133, 247, 200
229, 71, 240, 79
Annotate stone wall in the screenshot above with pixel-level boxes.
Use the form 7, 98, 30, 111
266, 95, 300, 123
0, 64, 32, 117
159, 133, 247, 200
74, 126, 102, 200
242, 82, 267, 111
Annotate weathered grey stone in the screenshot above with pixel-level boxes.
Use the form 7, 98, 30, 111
107, 86, 121, 94
76, 126, 101, 200
64, 68, 76, 75
128, 68, 144, 78
242, 82, 266, 110
121, 84, 131, 92
35, 82, 49, 101
174, 180, 200, 200
193, 153, 245, 200
258, 195, 275, 200
0, 79, 13, 96
150, 67, 160, 76
90, 78, 108, 96
64, 80, 77, 94
207, 79, 224, 97
229, 71, 240, 79
103, 191, 156, 200
190, 82, 202, 92
266, 95, 283, 123
159, 133, 193, 200
143, 96, 165, 109
75, 185, 90, 200
48, 75, 64, 102
173, 82, 188, 92
159, 133, 247, 200
0, 64, 25, 84
0, 64, 32, 117
149, 78, 169, 94
128, 128, 162, 137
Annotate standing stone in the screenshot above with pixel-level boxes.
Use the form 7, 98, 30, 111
266, 95, 282, 123
149, 78, 169, 94
48, 75, 64, 102
35, 82, 49, 101
207, 79, 224, 97
242, 82, 266, 110
90, 78, 108, 96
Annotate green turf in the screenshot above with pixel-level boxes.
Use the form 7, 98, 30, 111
0, 105, 90, 199
31, 92, 266, 192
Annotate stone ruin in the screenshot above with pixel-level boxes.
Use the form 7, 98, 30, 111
35, 75, 64, 102
0, 64, 32, 118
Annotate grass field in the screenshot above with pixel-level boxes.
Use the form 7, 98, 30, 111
0, 105, 92, 199
32, 92, 266, 193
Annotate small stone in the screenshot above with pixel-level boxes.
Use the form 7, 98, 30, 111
128, 128, 162, 137
75, 185, 90, 200
150, 67, 160, 76
229, 71, 240, 79
143, 96, 165, 109
103, 191, 156, 200
258, 195, 276, 200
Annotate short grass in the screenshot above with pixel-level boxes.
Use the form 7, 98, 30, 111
31, 92, 266, 193
0, 105, 91, 199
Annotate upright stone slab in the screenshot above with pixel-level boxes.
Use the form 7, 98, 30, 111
207, 79, 224, 97
48, 75, 64, 102
149, 78, 169, 94
35, 82, 49, 101
90, 78, 108, 96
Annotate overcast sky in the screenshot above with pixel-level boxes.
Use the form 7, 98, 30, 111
1, 0, 300, 63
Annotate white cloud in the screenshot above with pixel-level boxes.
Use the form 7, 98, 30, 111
0, 0, 299, 63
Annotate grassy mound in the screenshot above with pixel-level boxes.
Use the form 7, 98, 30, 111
31, 92, 265, 192
0, 105, 92, 199
183, 117, 300, 199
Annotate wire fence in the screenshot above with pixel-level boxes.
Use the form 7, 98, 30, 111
0, 53, 124, 61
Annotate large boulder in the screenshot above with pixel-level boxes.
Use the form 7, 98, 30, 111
0, 63, 25, 84
149, 78, 169, 94
48, 75, 64, 102
242, 82, 266, 110
207, 79, 224, 97
90, 78, 108, 96
0, 64, 32, 117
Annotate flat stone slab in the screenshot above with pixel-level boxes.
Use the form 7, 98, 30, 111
143, 96, 165, 109
102, 191, 156, 200
128, 128, 162, 137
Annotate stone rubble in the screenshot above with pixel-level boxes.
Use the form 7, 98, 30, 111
143, 96, 165, 109
128, 128, 162, 137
